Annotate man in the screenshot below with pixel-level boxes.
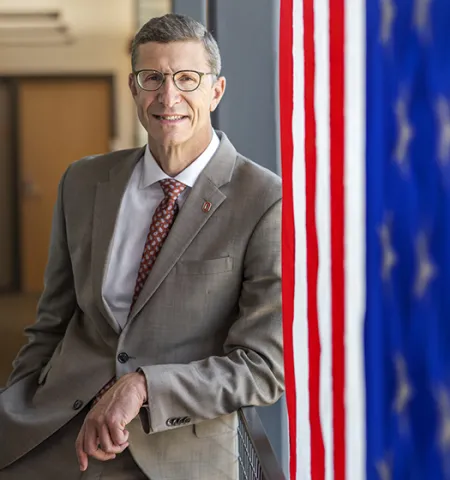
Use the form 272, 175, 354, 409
0, 13, 283, 480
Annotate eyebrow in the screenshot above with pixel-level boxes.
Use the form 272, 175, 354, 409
138, 68, 204, 72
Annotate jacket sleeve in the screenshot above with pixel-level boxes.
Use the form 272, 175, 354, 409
138, 199, 284, 434
6, 167, 77, 387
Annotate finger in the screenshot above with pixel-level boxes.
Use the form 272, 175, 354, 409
75, 425, 89, 472
83, 423, 126, 462
98, 424, 126, 454
122, 429, 130, 444
90, 447, 117, 463
90, 436, 117, 462
110, 425, 129, 446
83, 420, 102, 458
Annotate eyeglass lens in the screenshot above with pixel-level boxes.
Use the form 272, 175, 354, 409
137, 70, 201, 91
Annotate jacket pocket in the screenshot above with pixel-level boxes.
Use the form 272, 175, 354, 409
176, 257, 233, 276
193, 413, 237, 438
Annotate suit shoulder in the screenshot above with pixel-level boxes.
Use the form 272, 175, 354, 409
65, 148, 142, 184
233, 153, 282, 206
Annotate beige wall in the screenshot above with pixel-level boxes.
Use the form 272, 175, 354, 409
136, 0, 172, 145
0, 0, 137, 149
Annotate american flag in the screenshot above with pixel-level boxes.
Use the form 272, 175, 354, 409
280, 0, 450, 479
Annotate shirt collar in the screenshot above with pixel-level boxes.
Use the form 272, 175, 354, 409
140, 130, 220, 189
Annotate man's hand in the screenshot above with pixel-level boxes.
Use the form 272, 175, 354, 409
75, 372, 148, 472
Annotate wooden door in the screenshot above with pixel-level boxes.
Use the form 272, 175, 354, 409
0, 80, 14, 291
18, 78, 112, 293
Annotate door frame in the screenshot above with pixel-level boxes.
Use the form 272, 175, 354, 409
0, 78, 18, 293
0, 74, 116, 293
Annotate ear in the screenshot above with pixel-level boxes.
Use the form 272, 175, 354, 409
129, 73, 138, 97
210, 76, 226, 112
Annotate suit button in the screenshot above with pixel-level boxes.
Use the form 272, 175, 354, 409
73, 400, 83, 410
183, 417, 191, 425
118, 352, 129, 364
166, 417, 180, 427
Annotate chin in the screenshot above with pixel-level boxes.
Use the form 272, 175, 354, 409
152, 131, 191, 148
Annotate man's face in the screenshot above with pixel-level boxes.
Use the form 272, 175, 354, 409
129, 40, 226, 149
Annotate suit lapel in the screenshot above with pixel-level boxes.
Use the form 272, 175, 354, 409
128, 132, 237, 321
92, 147, 145, 331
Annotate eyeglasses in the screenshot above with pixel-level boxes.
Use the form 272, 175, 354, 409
134, 69, 215, 92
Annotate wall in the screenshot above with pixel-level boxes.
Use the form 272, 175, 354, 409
0, 0, 137, 149
212, 0, 280, 174
135, 0, 172, 146
210, 1, 289, 475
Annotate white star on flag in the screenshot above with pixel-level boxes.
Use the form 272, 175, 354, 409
414, 233, 437, 298
380, 0, 396, 45
436, 96, 450, 164
413, 0, 433, 40
394, 97, 414, 172
378, 218, 397, 282
393, 355, 414, 420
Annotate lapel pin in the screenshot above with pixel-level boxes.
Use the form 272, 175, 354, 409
202, 201, 212, 213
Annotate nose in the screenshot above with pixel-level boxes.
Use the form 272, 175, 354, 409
157, 76, 182, 108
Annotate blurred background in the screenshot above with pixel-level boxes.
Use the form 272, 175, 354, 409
0, 0, 288, 475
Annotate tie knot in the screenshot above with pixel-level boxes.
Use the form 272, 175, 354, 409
159, 179, 187, 201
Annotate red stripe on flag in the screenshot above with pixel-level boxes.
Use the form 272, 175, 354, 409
279, 1, 297, 478
279, 0, 297, 478
329, 0, 346, 478
303, 0, 325, 478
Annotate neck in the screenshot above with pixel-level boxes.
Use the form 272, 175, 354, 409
148, 130, 213, 177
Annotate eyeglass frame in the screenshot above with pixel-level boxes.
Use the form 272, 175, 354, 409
133, 69, 217, 92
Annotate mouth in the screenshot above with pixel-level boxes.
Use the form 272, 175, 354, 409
152, 114, 188, 124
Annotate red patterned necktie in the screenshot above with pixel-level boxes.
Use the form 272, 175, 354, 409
92, 178, 187, 406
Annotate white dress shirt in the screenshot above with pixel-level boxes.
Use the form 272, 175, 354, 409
102, 131, 220, 329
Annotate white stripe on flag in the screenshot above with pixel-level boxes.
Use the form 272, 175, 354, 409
292, 0, 311, 478
344, 0, 366, 479
314, 0, 333, 479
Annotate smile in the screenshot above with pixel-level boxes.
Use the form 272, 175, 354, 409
153, 115, 188, 122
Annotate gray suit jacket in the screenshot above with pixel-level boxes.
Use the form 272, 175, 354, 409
0, 131, 283, 479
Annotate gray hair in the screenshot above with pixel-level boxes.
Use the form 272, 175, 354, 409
131, 14, 221, 76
